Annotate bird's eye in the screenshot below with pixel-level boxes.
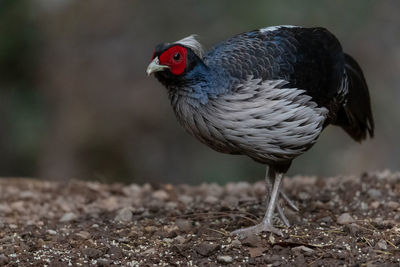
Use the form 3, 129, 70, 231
173, 53, 181, 61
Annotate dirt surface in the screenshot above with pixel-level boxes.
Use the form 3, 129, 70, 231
0, 171, 399, 266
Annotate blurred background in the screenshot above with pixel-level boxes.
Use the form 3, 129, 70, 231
0, 0, 398, 184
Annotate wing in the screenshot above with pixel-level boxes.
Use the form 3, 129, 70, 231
204, 26, 345, 108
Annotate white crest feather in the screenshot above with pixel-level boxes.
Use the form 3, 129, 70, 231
260, 25, 299, 33
174, 34, 204, 58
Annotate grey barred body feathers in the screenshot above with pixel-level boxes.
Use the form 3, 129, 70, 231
172, 78, 328, 165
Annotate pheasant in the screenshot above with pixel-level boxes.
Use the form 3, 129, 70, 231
146, 26, 374, 237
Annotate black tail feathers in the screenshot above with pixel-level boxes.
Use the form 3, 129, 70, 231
336, 54, 374, 142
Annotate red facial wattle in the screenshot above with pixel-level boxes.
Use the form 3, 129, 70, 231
159, 45, 187, 75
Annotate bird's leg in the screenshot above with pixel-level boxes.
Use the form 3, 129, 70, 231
231, 167, 284, 238
265, 168, 291, 227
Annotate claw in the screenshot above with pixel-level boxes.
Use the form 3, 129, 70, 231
276, 201, 290, 227
280, 191, 299, 212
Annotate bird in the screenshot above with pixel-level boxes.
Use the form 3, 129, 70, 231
146, 25, 374, 238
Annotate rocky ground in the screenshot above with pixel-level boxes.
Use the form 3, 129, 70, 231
0, 170, 399, 266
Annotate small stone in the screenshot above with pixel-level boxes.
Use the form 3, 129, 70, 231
298, 192, 310, 200
376, 239, 387, 250
46, 229, 57, 235
59, 212, 77, 223
75, 231, 91, 239
144, 225, 157, 233
161, 238, 173, 245
178, 195, 193, 205
115, 207, 133, 222
152, 190, 169, 201
204, 195, 219, 204
10, 201, 25, 212
108, 246, 123, 260
82, 248, 103, 259
319, 216, 333, 224
241, 234, 262, 247
337, 213, 355, 225
19, 191, 35, 199
248, 247, 267, 258
387, 201, 400, 210
221, 196, 239, 209
231, 239, 241, 248
360, 202, 368, 210
292, 245, 315, 256
367, 188, 382, 199
175, 219, 192, 232
9, 224, 18, 229
370, 201, 380, 209
142, 247, 156, 255
195, 242, 219, 256
165, 201, 178, 210
344, 223, 361, 236
97, 258, 111, 265
174, 235, 186, 244
0, 204, 12, 214
0, 254, 8, 265
373, 217, 383, 226
102, 197, 119, 211
217, 255, 233, 263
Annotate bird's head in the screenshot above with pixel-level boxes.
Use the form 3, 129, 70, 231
146, 35, 205, 86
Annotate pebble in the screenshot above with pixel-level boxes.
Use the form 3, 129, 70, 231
292, 245, 315, 256
360, 202, 368, 210
337, 213, 355, 225
344, 223, 361, 236
0, 254, 8, 265
217, 255, 233, 263
370, 201, 380, 209
75, 231, 91, 239
175, 219, 192, 232
376, 239, 387, 250
108, 246, 123, 260
367, 188, 382, 199
195, 242, 219, 256
178, 195, 193, 205
46, 229, 57, 235
115, 207, 133, 222
204, 195, 219, 204
221, 196, 239, 209
319, 216, 333, 224
387, 201, 399, 210
225, 182, 250, 195
59, 212, 77, 222
230, 239, 242, 248
298, 192, 310, 200
0, 204, 12, 214
144, 225, 157, 233
10, 201, 25, 212
174, 235, 186, 244
152, 190, 169, 201
82, 247, 103, 259
102, 196, 119, 211
241, 234, 262, 247
142, 247, 156, 255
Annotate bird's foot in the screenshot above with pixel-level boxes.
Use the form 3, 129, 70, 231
280, 191, 299, 212
230, 222, 283, 239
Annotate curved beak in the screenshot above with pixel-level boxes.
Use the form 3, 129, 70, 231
146, 57, 169, 76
